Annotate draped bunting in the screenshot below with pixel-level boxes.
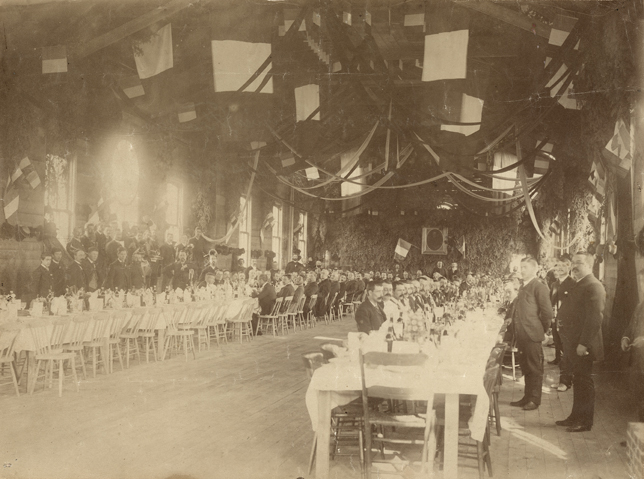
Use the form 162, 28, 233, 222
134, 24, 173, 79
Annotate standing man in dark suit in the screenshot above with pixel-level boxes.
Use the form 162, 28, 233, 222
432, 261, 448, 279
285, 253, 303, 275
510, 256, 554, 411
104, 247, 131, 291
105, 229, 124, 266
555, 252, 605, 432
354, 281, 386, 333
31, 253, 53, 299
163, 250, 194, 290
82, 247, 102, 293
67, 249, 87, 292
159, 231, 176, 289
50, 248, 66, 297
622, 271, 644, 422
198, 250, 219, 283
549, 256, 576, 392
252, 273, 277, 335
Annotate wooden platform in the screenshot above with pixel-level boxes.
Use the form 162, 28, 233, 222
0, 318, 635, 479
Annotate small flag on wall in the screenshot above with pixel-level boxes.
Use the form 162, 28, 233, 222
294, 84, 320, 122
422, 30, 469, 82
394, 238, 412, 261
134, 24, 173, 79
120, 75, 145, 99
211, 41, 273, 93
177, 103, 197, 123
305, 167, 320, 180
603, 118, 632, 178
42, 45, 67, 74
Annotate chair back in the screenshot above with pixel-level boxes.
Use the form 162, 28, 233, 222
88, 312, 111, 342
359, 351, 429, 402
0, 329, 18, 361
343, 292, 354, 304
122, 308, 147, 335
265, 297, 283, 317
280, 296, 293, 315
109, 311, 132, 339
306, 295, 317, 313
326, 292, 338, 315
294, 295, 307, 314
139, 308, 162, 333
302, 352, 325, 379
66, 314, 92, 347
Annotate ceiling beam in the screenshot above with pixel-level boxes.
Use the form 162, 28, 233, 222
70, 0, 192, 60
454, 0, 551, 39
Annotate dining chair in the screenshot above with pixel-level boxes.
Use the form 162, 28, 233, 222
227, 301, 255, 343
82, 312, 111, 377
485, 343, 507, 436
119, 308, 147, 368
359, 350, 436, 478
277, 296, 293, 335
163, 306, 196, 361
206, 303, 228, 347
288, 296, 306, 333
302, 352, 364, 475
305, 295, 318, 328
256, 297, 283, 337
29, 319, 79, 397
324, 292, 338, 324
341, 292, 355, 318
0, 328, 20, 396
62, 314, 92, 380
294, 296, 307, 331
107, 310, 130, 373
138, 308, 162, 362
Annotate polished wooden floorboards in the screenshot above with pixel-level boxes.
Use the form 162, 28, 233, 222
0, 316, 635, 479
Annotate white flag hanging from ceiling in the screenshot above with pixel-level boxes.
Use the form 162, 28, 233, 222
134, 24, 173, 79
211, 41, 273, 93
492, 152, 518, 192
294, 84, 320, 121
440, 94, 483, 136
422, 30, 468, 82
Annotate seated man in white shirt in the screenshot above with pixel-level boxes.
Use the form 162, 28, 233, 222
380, 280, 406, 338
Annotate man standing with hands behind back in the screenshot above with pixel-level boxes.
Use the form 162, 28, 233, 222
510, 256, 554, 411
556, 252, 605, 432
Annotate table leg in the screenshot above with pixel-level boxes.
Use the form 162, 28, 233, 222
444, 393, 459, 478
316, 390, 332, 479
26, 351, 38, 394
157, 329, 166, 360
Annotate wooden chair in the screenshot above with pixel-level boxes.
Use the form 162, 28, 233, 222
294, 295, 308, 331
485, 343, 507, 436
181, 304, 210, 352
163, 306, 196, 361
83, 312, 111, 377
256, 297, 283, 337
228, 302, 255, 344
138, 308, 162, 362
107, 310, 130, 373
277, 296, 293, 335
359, 351, 435, 478
289, 296, 306, 332
29, 319, 79, 397
303, 352, 364, 475
206, 303, 228, 347
324, 292, 338, 324
62, 314, 91, 380
341, 292, 355, 317
119, 308, 146, 368
305, 295, 318, 328
353, 290, 367, 312
0, 329, 20, 396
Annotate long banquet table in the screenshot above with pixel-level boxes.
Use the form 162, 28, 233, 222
305, 308, 505, 478
0, 296, 257, 394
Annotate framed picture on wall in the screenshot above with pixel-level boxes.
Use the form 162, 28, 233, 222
422, 227, 448, 255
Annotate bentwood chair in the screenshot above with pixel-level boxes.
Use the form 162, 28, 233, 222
359, 351, 436, 478
29, 319, 79, 397
0, 329, 20, 396
256, 297, 283, 337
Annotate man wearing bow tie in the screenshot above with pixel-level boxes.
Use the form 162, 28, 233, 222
510, 256, 554, 411
31, 253, 54, 299
355, 281, 386, 333
104, 247, 131, 291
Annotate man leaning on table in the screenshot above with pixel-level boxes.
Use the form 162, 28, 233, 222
510, 256, 554, 411
354, 280, 386, 334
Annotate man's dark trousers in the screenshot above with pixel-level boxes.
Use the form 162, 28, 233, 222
567, 348, 595, 426
517, 332, 544, 405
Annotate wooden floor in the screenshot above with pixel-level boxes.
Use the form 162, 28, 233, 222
0, 317, 636, 479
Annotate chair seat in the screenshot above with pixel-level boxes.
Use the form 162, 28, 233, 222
34, 352, 76, 361
119, 333, 138, 339
84, 340, 106, 347
167, 330, 194, 337
369, 411, 427, 428
139, 331, 156, 338
63, 344, 84, 351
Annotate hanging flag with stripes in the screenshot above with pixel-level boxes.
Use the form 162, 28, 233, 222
588, 160, 606, 200
88, 196, 107, 225
119, 75, 145, 99
18, 157, 41, 189
394, 238, 412, 261
456, 236, 466, 257
602, 118, 631, 178
211, 41, 273, 93
42, 45, 67, 74
259, 211, 275, 246
134, 24, 174, 79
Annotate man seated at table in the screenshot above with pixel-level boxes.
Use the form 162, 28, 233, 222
67, 249, 87, 293
277, 274, 295, 299
355, 280, 386, 334
198, 249, 219, 283
381, 280, 404, 338
163, 250, 194, 290
251, 273, 276, 335
197, 271, 217, 291
303, 270, 319, 317
104, 247, 131, 292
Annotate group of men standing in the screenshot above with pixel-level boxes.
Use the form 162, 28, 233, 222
510, 254, 605, 433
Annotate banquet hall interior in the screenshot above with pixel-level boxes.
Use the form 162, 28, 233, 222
1, 0, 644, 478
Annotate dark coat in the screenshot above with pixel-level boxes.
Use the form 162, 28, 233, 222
66, 237, 84, 257
31, 265, 53, 299
104, 260, 131, 291
285, 261, 303, 274
160, 242, 176, 267
278, 283, 295, 299
432, 267, 448, 279
558, 274, 605, 362
105, 239, 122, 266
129, 262, 147, 290
315, 278, 331, 317
303, 281, 319, 315
81, 258, 102, 292
163, 261, 193, 290
328, 280, 341, 309
50, 260, 66, 296
513, 277, 554, 343
198, 264, 219, 283
291, 285, 305, 311
256, 282, 277, 315
66, 261, 87, 291
355, 299, 386, 334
